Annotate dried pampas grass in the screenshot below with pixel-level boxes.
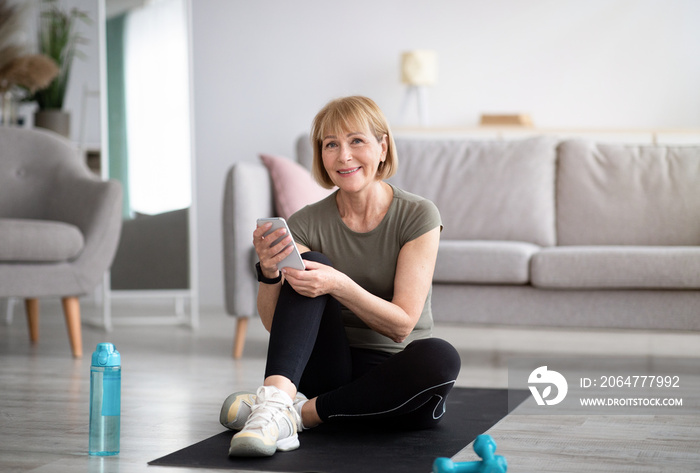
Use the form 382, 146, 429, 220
0, 54, 59, 93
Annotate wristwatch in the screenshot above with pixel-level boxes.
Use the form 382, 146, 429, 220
256, 262, 281, 284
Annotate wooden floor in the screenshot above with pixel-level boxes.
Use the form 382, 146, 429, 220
1, 298, 699, 472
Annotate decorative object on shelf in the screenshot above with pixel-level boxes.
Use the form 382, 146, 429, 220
480, 113, 534, 127
28, 0, 90, 138
399, 49, 437, 127
0, 0, 58, 126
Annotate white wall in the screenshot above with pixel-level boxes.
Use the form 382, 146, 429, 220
190, 0, 700, 309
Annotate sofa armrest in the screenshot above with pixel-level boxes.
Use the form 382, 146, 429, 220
295, 133, 313, 170
223, 161, 275, 317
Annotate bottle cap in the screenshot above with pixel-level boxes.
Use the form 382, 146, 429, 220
92, 343, 121, 367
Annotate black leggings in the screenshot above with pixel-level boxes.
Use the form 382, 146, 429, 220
264, 252, 461, 430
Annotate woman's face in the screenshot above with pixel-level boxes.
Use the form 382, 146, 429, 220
320, 124, 387, 193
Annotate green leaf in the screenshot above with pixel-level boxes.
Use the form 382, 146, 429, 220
27, 0, 90, 110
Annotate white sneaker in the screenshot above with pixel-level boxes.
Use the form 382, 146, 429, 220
228, 386, 302, 457
220, 390, 308, 431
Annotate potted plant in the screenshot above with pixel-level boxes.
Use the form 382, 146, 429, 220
0, 0, 58, 125
31, 0, 89, 137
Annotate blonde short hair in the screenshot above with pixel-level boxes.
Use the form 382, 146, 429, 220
310, 96, 398, 189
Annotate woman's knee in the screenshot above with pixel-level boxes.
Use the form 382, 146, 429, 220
301, 251, 333, 267
406, 338, 461, 382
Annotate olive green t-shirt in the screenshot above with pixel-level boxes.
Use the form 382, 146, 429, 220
287, 184, 442, 354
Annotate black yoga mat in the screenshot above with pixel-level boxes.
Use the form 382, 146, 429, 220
149, 387, 530, 473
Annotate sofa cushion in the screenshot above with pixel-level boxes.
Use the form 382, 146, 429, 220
435, 240, 540, 284
0, 218, 84, 263
259, 153, 333, 219
531, 246, 700, 289
390, 137, 557, 246
556, 140, 700, 245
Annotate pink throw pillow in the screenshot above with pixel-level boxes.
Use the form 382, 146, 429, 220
259, 153, 334, 219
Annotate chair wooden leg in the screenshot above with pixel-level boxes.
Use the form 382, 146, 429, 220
62, 297, 83, 358
25, 298, 40, 344
233, 317, 249, 359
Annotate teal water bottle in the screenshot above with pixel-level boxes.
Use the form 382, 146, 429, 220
89, 343, 121, 456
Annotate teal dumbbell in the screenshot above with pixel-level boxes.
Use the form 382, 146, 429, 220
433, 435, 507, 473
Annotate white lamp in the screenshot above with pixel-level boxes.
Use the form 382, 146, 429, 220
399, 49, 437, 126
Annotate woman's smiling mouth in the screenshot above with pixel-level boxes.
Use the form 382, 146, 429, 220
338, 167, 361, 175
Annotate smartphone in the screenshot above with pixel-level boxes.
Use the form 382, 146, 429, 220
256, 217, 306, 271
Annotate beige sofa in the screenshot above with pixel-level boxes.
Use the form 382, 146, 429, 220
223, 135, 700, 355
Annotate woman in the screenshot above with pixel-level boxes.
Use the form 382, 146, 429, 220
222, 96, 461, 457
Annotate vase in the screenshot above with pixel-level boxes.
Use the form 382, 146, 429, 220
34, 109, 71, 138
1, 91, 20, 126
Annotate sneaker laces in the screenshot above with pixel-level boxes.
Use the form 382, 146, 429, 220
244, 387, 297, 435
246, 392, 289, 429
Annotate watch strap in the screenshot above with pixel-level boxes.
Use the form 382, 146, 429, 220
256, 262, 281, 284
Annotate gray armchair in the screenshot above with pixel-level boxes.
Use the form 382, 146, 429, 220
0, 127, 122, 357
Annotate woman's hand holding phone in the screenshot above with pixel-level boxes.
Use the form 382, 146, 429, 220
255, 218, 306, 273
